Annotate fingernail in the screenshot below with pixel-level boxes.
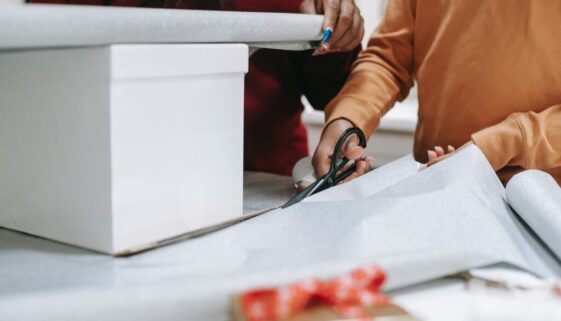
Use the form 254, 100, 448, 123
312, 44, 329, 56
312, 49, 325, 56
321, 27, 333, 43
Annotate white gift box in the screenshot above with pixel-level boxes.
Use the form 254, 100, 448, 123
0, 44, 247, 255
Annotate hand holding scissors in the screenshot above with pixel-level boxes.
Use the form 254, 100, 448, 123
283, 127, 367, 208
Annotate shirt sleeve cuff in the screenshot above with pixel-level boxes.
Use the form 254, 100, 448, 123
471, 115, 525, 171
324, 96, 382, 139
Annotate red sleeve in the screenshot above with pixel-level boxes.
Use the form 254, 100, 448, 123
221, 0, 302, 13
26, 0, 220, 8
27, 0, 108, 4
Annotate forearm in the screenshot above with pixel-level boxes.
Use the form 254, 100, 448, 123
324, 0, 416, 138
472, 104, 561, 171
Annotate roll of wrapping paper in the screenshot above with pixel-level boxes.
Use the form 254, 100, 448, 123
506, 170, 561, 261
0, 5, 323, 50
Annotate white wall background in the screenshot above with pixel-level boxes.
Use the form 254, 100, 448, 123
0, 0, 23, 5
356, 0, 387, 46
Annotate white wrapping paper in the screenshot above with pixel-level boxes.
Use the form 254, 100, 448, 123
0, 4, 323, 50
0, 145, 559, 321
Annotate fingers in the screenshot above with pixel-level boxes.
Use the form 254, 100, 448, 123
295, 181, 312, 192
311, 118, 373, 182
314, 0, 363, 56
357, 156, 374, 175
427, 150, 438, 162
333, 9, 364, 51
339, 156, 374, 184
421, 145, 458, 171
342, 135, 364, 160
312, 118, 353, 177
322, 0, 341, 31
434, 146, 445, 157
346, 146, 364, 160
340, 171, 361, 185
312, 144, 333, 178
326, 0, 354, 48
425, 155, 449, 168
328, 0, 356, 47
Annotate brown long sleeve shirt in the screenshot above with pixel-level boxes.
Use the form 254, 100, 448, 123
325, 0, 561, 185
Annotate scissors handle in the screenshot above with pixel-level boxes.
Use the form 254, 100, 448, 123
282, 127, 367, 209
333, 163, 357, 184
328, 127, 367, 174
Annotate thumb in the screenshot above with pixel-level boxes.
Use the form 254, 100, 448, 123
342, 136, 364, 160
312, 144, 333, 178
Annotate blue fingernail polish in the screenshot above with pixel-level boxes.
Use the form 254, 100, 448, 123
321, 27, 333, 44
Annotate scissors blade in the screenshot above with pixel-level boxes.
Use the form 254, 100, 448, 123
281, 177, 326, 209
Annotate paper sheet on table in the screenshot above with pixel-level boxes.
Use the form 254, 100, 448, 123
303, 145, 561, 280
506, 170, 561, 261
304, 154, 420, 202
1, 145, 560, 321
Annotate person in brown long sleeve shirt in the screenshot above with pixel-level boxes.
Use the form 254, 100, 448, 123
313, 0, 561, 186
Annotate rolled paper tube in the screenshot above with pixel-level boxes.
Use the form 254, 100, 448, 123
292, 156, 317, 187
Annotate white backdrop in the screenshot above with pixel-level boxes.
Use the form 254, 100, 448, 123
356, 0, 387, 47
0, 0, 23, 5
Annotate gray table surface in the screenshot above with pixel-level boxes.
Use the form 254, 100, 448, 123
242, 171, 294, 214
0, 171, 294, 296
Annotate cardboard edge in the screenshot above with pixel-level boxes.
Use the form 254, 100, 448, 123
113, 206, 280, 257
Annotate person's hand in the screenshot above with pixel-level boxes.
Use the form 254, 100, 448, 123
299, 0, 364, 54
312, 119, 374, 184
420, 142, 473, 170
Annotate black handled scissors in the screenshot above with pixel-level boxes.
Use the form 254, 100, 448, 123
282, 127, 367, 208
